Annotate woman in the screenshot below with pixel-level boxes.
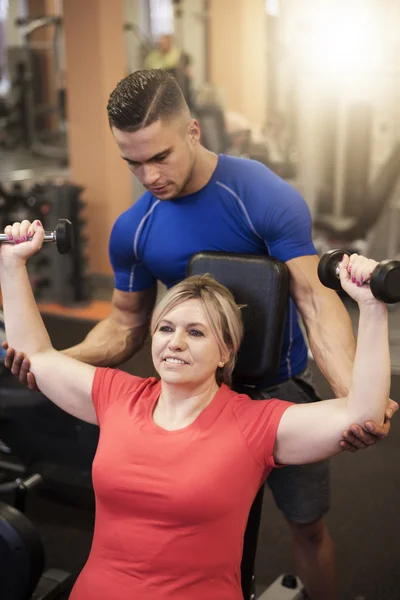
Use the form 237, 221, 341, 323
0, 219, 390, 600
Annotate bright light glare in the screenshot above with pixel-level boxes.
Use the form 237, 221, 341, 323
265, 0, 279, 17
302, 2, 383, 80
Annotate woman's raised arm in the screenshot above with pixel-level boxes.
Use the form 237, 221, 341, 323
0, 220, 97, 424
274, 253, 390, 465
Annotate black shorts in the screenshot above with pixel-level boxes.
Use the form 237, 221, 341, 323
261, 368, 330, 524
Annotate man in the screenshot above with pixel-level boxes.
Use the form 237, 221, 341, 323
5, 69, 397, 600
144, 34, 182, 71
144, 35, 193, 110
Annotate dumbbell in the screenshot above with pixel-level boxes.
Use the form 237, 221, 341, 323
0, 218, 73, 254
318, 249, 400, 304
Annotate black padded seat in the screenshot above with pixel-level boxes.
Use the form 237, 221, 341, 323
187, 251, 290, 599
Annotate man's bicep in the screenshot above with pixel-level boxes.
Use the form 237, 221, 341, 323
109, 210, 157, 293
286, 254, 321, 297
286, 254, 340, 318
110, 287, 157, 330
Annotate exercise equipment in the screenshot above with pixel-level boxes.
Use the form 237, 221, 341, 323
0, 309, 6, 376
257, 575, 304, 599
314, 143, 400, 243
0, 452, 71, 600
14, 16, 67, 161
0, 446, 71, 599
0, 48, 29, 150
188, 252, 289, 386
0, 181, 89, 304
188, 252, 303, 600
0, 182, 36, 230
0, 501, 45, 599
0, 501, 70, 600
0, 219, 73, 255
318, 249, 400, 303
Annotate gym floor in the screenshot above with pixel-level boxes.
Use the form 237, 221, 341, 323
0, 301, 398, 600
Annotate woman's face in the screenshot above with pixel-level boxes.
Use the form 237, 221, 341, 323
152, 299, 226, 388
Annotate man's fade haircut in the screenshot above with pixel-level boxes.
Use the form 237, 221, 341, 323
107, 69, 188, 133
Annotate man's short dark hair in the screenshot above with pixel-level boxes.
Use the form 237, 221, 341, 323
107, 69, 188, 132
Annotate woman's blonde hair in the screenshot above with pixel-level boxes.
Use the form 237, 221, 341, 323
150, 275, 244, 386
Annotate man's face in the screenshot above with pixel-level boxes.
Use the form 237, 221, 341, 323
158, 35, 171, 54
112, 119, 199, 200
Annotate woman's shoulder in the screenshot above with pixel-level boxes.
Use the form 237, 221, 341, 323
223, 385, 289, 421
93, 368, 160, 404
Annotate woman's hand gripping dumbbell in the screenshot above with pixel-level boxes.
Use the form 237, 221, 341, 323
318, 249, 400, 304
322, 252, 383, 306
0, 218, 73, 256
319, 251, 398, 451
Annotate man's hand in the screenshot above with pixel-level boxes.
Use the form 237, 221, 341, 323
2, 342, 38, 390
340, 399, 399, 452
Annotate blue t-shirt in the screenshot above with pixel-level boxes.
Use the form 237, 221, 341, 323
109, 154, 317, 385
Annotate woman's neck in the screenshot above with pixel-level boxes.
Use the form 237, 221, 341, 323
154, 379, 220, 430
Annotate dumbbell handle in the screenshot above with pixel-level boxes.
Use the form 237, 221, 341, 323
0, 231, 57, 244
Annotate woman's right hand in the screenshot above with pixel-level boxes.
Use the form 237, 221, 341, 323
0, 220, 45, 265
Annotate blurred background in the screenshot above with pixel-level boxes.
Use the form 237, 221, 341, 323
1, 0, 400, 289
0, 1, 400, 599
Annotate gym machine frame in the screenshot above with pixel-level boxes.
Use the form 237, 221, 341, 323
15, 15, 67, 161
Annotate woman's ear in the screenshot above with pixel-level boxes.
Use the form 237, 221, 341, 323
219, 350, 231, 368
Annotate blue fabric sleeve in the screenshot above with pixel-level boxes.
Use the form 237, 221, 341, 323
246, 162, 318, 263
109, 211, 157, 292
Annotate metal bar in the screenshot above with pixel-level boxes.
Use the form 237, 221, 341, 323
0, 233, 55, 243
15, 16, 62, 37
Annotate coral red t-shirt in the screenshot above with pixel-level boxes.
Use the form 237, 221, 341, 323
69, 368, 292, 600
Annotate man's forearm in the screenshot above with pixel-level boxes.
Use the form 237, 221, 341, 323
62, 317, 148, 367
303, 291, 356, 397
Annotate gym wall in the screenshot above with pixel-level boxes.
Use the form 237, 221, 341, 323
63, 0, 131, 277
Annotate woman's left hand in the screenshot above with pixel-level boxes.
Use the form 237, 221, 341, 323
339, 253, 380, 305
0, 220, 45, 264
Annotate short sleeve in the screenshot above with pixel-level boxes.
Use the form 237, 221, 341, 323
92, 367, 147, 425
233, 395, 294, 470
109, 211, 157, 292
244, 160, 318, 262
263, 184, 317, 262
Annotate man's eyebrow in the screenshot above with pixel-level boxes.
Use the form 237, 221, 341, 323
121, 148, 172, 164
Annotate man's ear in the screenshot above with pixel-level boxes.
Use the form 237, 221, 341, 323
188, 119, 200, 144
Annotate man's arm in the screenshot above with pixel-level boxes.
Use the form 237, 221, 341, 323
63, 286, 157, 366
287, 254, 355, 397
